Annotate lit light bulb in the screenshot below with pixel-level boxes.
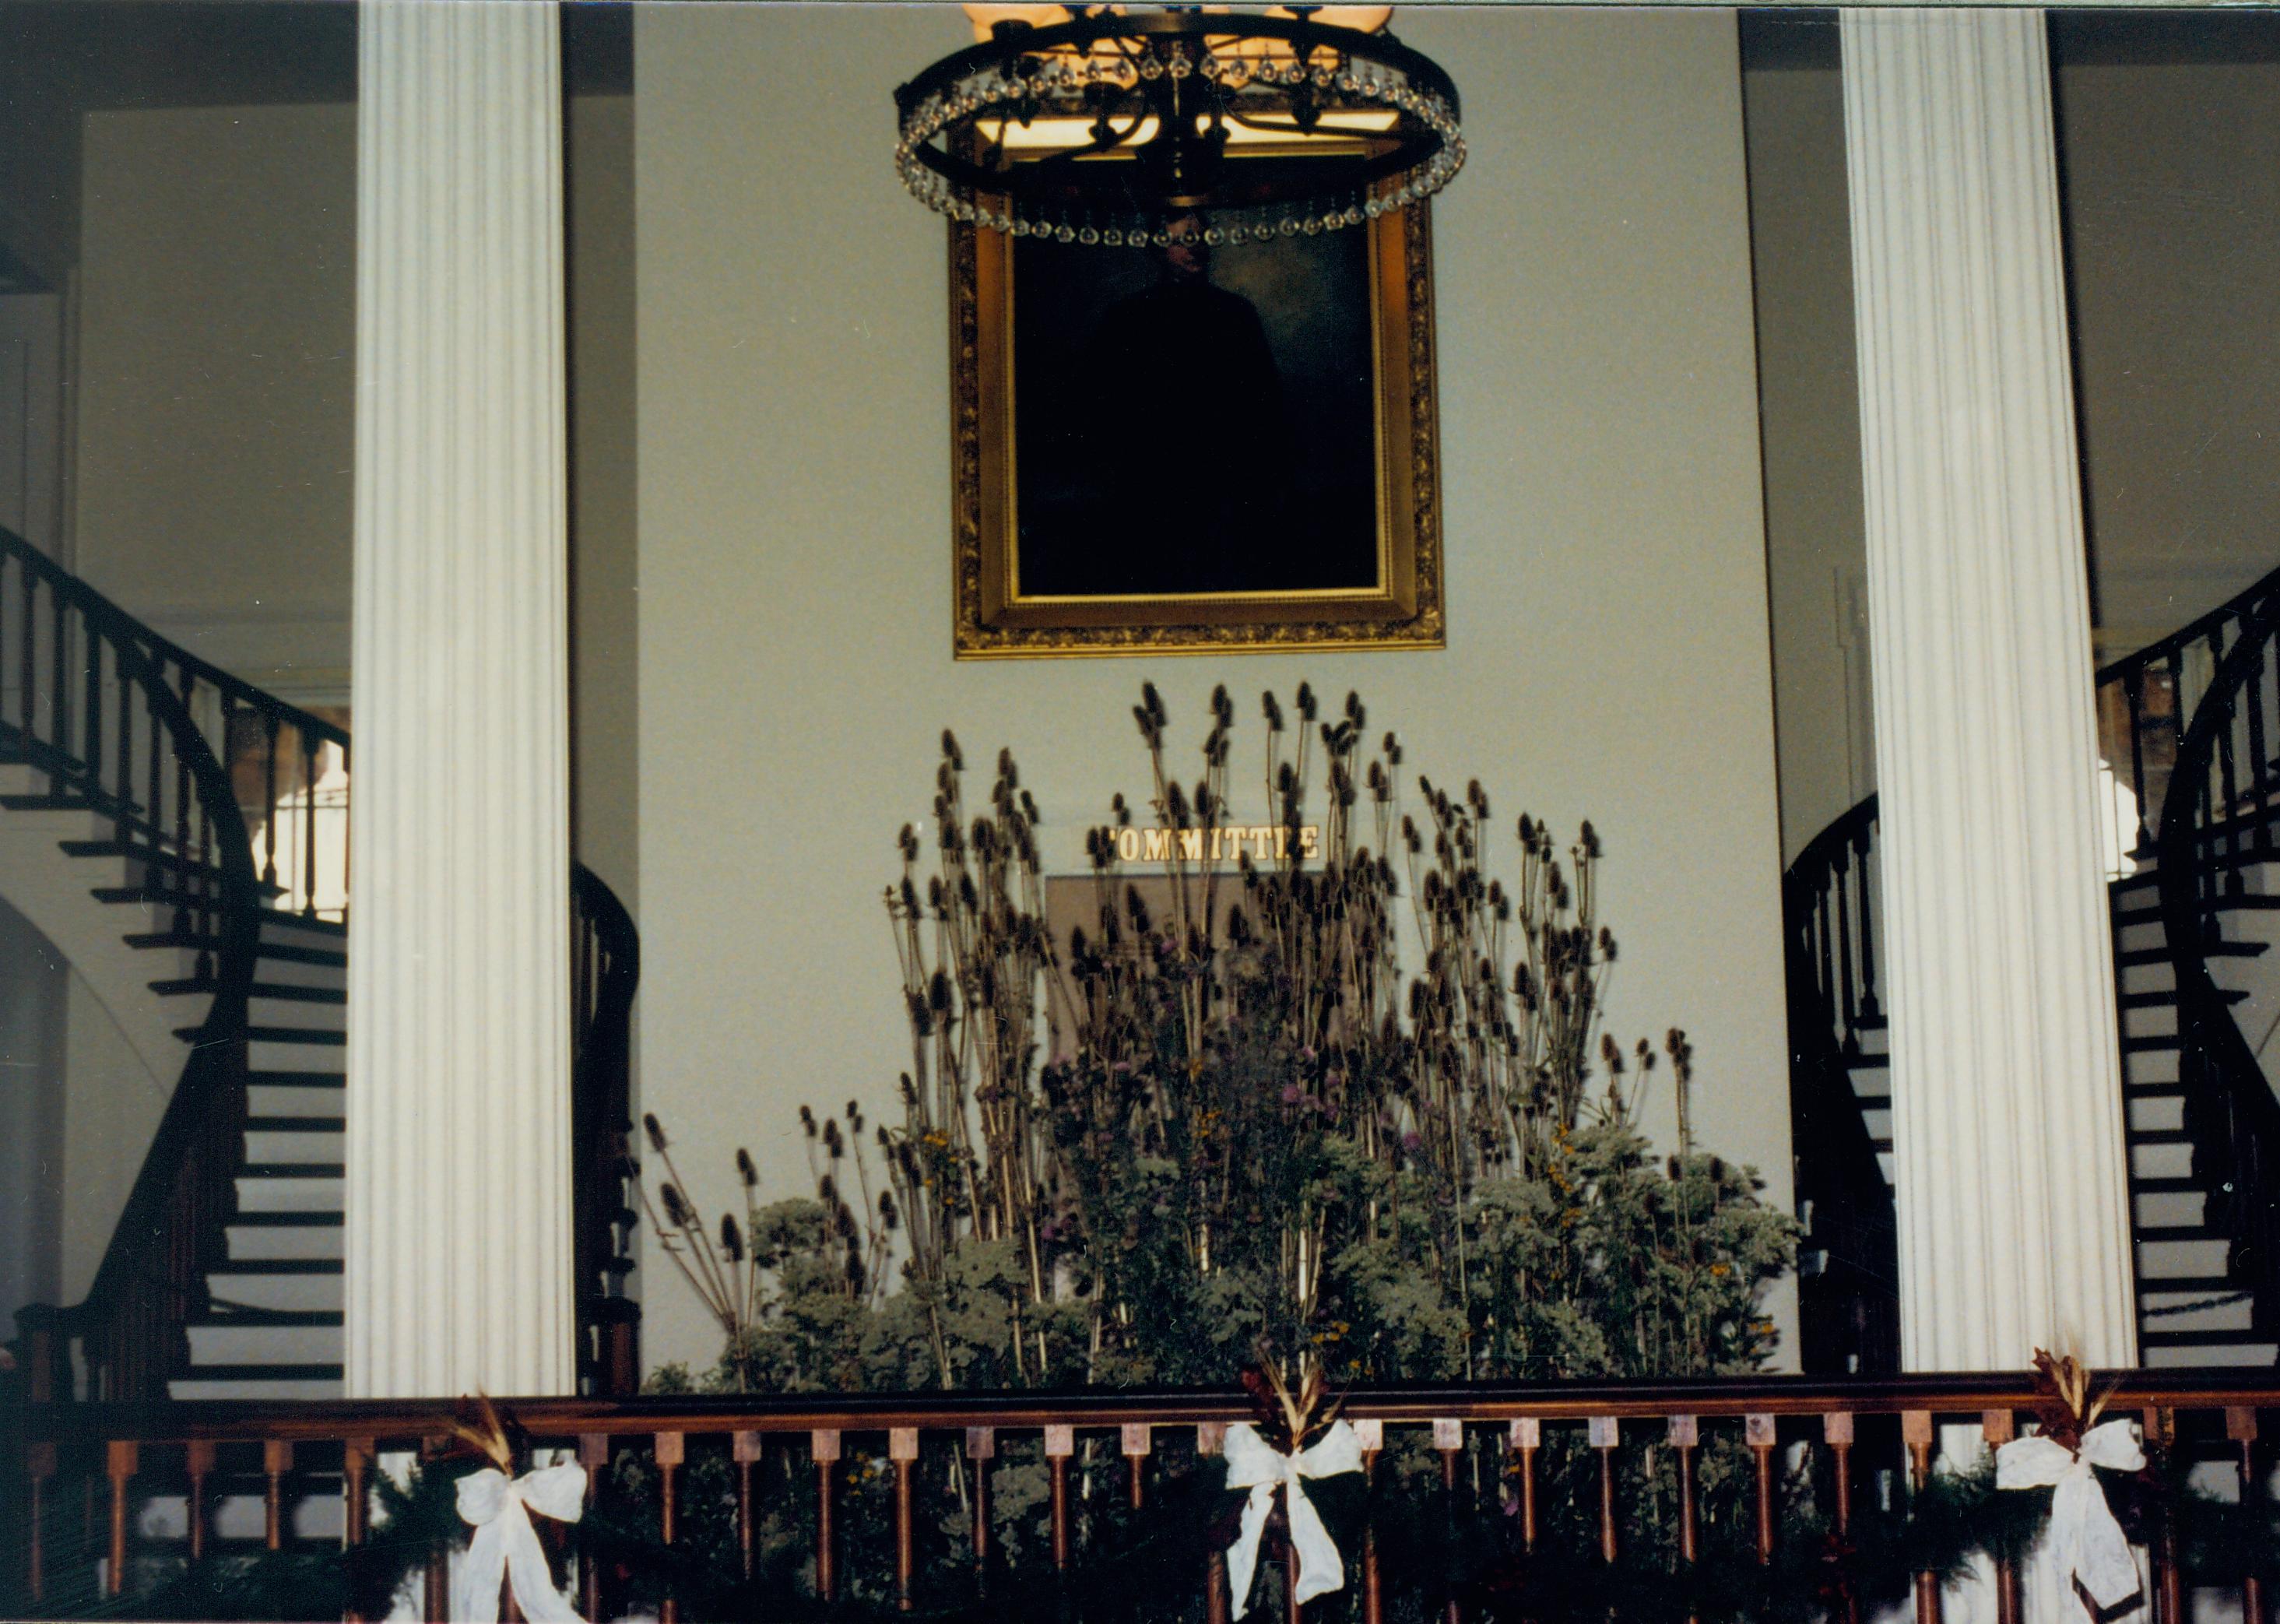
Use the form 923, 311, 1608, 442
962, 5, 1071, 43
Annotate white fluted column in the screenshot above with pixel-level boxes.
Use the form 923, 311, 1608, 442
1842, 9, 2138, 1375
346, 0, 574, 1397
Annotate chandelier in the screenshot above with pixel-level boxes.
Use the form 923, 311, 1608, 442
894, 5, 1464, 248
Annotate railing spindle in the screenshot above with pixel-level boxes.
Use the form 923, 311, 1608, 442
732, 1429, 761, 1580
2246, 642, 2273, 854
1505, 1418, 1538, 1552
966, 1427, 996, 1580
2126, 667, 2153, 851
2142, 1407, 2185, 1624
1746, 1413, 1776, 1565
104, 1440, 135, 1598
264, 1439, 292, 1552
48, 585, 66, 783
82, 612, 100, 786
184, 1439, 214, 1563
114, 642, 134, 838
420, 1437, 448, 1623
814, 1428, 842, 1602
1045, 1424, 1073, 1570
655, 1430, 683, 1624
26, 1441, 53, 1603
1833, 855, 1859, 1039
17, 564, 33, 736
1200, 1422, 1230, 1624
1668, 1414, 1699, 1565
2229, 1408, 2264, 1624
1902, 1410, 1942, 1624
261, 712, 281, 889
575, 1433, 611, 1622
1853, 824, 1881, 1021
1588, 1415, 1618, 1566
1981, 1411, 2018, 1624
302, 729, 320, 916
1825, 1413, 1860, 1624
891, 1427, 920, 1611
1122, 1422, 1149, 1512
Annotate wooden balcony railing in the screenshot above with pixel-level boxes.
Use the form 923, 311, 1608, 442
8, 1371, 2277, 1622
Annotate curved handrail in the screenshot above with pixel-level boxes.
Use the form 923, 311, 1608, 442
572, 864, 642, 1394
2154, 589, 2280, 1335
2097, 558, 2280, 693
1781, 793, 1899, 1376
2096, 559, 2280, 865
0, 529, 262, 1401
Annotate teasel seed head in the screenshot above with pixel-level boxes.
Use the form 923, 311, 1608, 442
720, 1213, 745, 1264
736, 1148, 757, 1188
643, 1112, 668, 1152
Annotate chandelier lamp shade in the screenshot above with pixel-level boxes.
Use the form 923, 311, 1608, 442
894, 5, 1465, 247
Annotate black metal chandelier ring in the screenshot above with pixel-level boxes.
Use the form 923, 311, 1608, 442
894, 9, 1465, 246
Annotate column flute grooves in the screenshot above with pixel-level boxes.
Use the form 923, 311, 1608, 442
348, 0, 574, 1401
1841, 5, 2136, 1380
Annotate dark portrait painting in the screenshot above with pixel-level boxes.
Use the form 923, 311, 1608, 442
1011, 220, 1379, 599
950, 181, 1444, 659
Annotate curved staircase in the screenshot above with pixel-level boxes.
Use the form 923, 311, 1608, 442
1790, 567, 2280, 1373
1, 527, 641, 1406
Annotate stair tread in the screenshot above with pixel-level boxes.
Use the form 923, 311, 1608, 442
227, 1211, 343, 1228
184, 1024, 346, 1044
257, 941, 347, 967
239, 1162, 345, 1179
248, 1070, 346, 1089
2117, 942, 2269, 965
208, 1259, 343, 1276
244, 1115, 343, 1132
178, 1362, 345, 1378
2137, 1327, 2273, 1346
191, 1307, 343, 1327
248, 982, 347, 1004
154, 978, 348, 1001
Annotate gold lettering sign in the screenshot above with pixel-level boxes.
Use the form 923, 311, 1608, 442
1105, 825, 1321, 863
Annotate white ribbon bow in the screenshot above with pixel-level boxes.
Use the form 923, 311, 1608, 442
453, 1461, 588, 1624
1994, 1418, 2146, 1613
1222, 1419, 1365, 1620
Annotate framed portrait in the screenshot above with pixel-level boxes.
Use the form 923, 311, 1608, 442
949, 167, 1445, 659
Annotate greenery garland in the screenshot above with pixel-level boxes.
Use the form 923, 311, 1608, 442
40, 1435, 2275, 1624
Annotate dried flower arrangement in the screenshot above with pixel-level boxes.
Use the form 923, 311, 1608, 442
641, 686, 1795, 1399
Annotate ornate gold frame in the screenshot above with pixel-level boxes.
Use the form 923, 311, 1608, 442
949, 202, 1446, 659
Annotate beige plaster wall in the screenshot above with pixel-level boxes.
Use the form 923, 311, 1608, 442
634, 4, 1795, 1376
1741, 42, 1874, 865
72, 101, 357, 701
571, 91, 641, 912
2056, 51, 2280, 656
60, 970, 166, 1303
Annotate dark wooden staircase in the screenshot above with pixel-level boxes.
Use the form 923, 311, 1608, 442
0, 526, 642, 1406
1791, 568, 2280, 1373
